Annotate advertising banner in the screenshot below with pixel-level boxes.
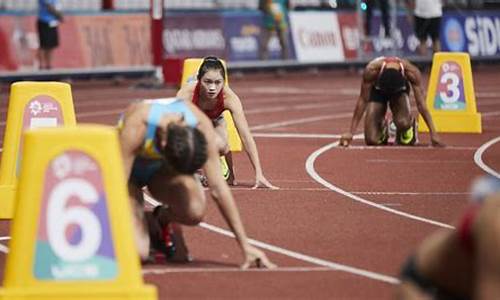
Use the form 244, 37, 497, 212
163, 12, 226, 58
222, 12, 262, 61
0, 14, 151, 71
289, 11, 344, 62
222, 11, 295, 61
441, 11, 500, 57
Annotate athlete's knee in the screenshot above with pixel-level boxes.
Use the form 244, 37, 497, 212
184, 197, 206, 225
393, 116, 412, 131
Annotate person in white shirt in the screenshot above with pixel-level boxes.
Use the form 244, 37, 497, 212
406, 0, 443, 55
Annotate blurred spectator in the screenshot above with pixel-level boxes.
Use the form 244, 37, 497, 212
37, 0, 63, 70
406, 0, 443, 56
364, 0, 391, 38
259, 0, 291, 60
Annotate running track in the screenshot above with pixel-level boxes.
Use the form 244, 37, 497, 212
0, 67, 499, 299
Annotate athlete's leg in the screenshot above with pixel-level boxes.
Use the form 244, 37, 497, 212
147, 166, 207, 226
276, 26, 289, 60
128, 182, 150, 260
397, 229, 473, 299
214, 116, 235, 183
259, 27, 272, 60
364, 101, 388, 145
389, 93, 416, 145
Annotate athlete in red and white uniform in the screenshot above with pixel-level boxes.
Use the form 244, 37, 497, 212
340, 56, 444, 147
177, 56, 278, 189
397, 176, 500, 300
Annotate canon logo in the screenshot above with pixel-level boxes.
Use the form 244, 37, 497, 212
298, 29, 337, 48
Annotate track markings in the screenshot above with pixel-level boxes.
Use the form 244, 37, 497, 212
143, 266, 334, 275
305, 139, 455, 229
143, 193, 399, 284
474, 136, 500, 179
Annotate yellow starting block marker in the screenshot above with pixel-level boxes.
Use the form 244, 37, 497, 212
0, 82, 76, 219
418, 52, 482, 133
181, 58, 242, 152
0, 125, 157, 300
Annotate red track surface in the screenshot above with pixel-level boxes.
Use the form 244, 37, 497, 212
0, 67, 499, 299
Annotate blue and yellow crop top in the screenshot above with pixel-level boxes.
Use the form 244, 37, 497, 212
119, 97, 198, 160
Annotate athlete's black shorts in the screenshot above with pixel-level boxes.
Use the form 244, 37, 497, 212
369, 82, 410, 103
400, 255, 468, 300
414, 16, 441, 41
37, 20, 59, 49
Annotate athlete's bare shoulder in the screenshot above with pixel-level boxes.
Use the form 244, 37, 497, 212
363, 58, 383, 82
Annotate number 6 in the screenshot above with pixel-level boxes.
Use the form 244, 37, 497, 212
47, 178, 102, 262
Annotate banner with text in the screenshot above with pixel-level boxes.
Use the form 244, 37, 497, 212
441, 11, 500, 57
289, 11, 344, 62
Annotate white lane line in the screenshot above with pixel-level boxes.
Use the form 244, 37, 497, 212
366, 159, 468, 164
352, 191, 469, 196
0, 237, 11, 241
482, 111, 500, 118
143, 266, 333, 275
250, 114, 352, 131
0, 243, 8, 254
142, 193, 399, 284
253, 133, 341, 139
305, 139, 455, 229
474, 136, 500, 179
347, 145, 477, 151
228, 187, 468, 195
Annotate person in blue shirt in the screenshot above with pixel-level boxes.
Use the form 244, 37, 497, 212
37, 0, 63, 69
118, 97, 276, 269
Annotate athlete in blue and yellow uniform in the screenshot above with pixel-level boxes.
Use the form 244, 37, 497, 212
118, 97, 276, 269
259, 0, 290, 60
340, 56, 444, 147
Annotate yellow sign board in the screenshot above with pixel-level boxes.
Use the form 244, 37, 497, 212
0, 125, 157, 300
418, 52, 482, 133
0, 82, 76, 219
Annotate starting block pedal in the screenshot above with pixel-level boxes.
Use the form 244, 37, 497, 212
181, 58, 242, 152
0, 125, 157, 300
0, 81, 76, 219
418, 52, 482, 133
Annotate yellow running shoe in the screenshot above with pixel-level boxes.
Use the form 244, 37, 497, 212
220, 156, 230, 180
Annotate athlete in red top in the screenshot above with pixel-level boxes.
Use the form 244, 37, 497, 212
397, 176, 500, 299
340, 56, 444, 147
177, 56, 278, 189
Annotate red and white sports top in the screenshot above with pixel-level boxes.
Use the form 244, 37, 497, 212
377, 56, 405, 77
192, 81, 225, 120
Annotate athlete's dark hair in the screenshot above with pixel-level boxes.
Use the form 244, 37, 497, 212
376, 68, 407, 95
197, 56, 226, 81
163, 124, 208, 174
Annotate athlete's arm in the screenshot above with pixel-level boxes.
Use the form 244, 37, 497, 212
224, 87, 277, 189
340, 65, 376, 146
118, 103, 147, 180
176, 82, 196, 102
405, 62, 444, 147
190, 103, 276, 269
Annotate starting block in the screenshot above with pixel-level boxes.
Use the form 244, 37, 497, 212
181, 58, 242, 152
418, 52, 482, 133
0, 82, 76, 219
0, 125, 157, 300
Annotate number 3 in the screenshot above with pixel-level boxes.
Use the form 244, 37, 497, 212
47, 178, 102, 262
439, 72, 461, 103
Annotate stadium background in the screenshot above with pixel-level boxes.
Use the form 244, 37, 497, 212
1, 0, 500, 80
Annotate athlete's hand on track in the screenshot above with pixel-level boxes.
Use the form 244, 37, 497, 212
240, 245, 277, 269
253, 175, 279, 190
339, 133, 353, 147
430, 135, 445, 147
